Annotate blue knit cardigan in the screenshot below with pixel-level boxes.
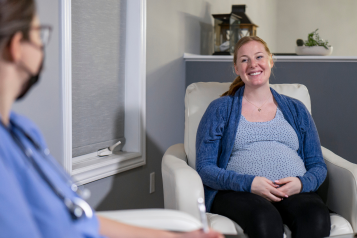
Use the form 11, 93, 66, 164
196, 85, 327, 212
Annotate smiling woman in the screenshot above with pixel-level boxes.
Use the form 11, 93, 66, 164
196, 36, 331, 238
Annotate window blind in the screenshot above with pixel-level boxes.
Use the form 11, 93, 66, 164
72, 0, 126, 157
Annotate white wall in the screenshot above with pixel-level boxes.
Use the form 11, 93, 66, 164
241, 0, 278, 54
158, 0, 357, 56
162, 0, 278, 55
276, 0, 357, 55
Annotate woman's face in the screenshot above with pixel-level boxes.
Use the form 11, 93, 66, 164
234, 41, 273, 88
20, 14, 43, 75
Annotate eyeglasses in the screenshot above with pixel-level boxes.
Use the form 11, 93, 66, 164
30, 25, 52, 47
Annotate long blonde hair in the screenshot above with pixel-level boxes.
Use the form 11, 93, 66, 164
221, 36, 273, 97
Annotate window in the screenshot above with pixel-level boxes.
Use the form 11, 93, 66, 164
61, 0, 146, 185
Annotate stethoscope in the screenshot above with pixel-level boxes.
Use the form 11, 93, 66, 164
0, 120, 93, 220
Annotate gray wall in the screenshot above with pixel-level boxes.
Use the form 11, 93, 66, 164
186, 61, 357, 164
13, 0, 63, 164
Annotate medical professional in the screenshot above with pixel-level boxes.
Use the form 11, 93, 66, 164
0, 1, 223, 237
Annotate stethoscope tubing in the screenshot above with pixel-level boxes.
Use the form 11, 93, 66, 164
0, 120, 92, 219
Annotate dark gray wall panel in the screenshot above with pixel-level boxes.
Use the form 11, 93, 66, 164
186, 62, 236, 86
186, 61, 357, 164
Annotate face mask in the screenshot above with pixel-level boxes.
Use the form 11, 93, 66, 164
16, 48, 44, 101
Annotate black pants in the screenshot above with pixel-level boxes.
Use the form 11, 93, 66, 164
211, 191, 330, 238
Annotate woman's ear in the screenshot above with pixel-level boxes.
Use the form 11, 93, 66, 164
269, 54, 274, 68
5, 32, 23, 62
234, 64, 240, 76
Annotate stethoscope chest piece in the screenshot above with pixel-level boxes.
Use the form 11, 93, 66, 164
65, 197, 93, 219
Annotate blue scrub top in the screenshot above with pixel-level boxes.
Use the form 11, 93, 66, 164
0, 112, 105, 238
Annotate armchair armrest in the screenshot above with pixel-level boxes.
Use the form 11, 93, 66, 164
162, 143, 204, 221
321, 146, 357, 232
96, 209, 202, 232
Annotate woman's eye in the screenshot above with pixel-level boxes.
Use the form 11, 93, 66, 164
257, 56, 263, 59
241, 59, 247, 62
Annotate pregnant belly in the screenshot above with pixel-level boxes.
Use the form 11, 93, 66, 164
226, 142, 307, 181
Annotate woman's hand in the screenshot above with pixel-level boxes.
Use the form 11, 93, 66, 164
275, 177, 302, 196
176, 229, 224, 238
251, 177, 288, 202
98, 216, 224, 238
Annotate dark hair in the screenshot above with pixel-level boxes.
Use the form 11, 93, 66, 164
221, 36, 273, 97
0, 0, 36, 51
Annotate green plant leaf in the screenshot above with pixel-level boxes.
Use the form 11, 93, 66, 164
303, 29, 330, 49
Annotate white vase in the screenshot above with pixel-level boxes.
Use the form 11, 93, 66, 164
295, 46, 333, 56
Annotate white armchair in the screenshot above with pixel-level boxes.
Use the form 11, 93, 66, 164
162, 82, 355, 237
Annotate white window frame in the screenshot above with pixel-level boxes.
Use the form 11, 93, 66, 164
61, 0, 146, 185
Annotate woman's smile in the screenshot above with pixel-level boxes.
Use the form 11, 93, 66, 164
245, 68, 265, 85
247, 71, 263, 76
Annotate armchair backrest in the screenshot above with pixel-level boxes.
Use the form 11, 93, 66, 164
184, 82, 312, 169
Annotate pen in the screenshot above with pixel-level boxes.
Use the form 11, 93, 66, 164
197, 198, 209, 233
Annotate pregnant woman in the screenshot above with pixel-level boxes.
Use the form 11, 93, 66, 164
196, 36, 330, 238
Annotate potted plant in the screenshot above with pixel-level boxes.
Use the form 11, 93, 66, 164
295, 29, 333, 56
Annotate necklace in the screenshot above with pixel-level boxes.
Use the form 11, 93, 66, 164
243, 95, 271, 112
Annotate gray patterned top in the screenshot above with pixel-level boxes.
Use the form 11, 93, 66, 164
226, 107, 307, 181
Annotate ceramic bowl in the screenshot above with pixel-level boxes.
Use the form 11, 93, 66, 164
295, 46, 333, 56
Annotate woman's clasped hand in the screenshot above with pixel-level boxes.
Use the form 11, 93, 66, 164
251, 177, 302, 202
275, 177, 303, 196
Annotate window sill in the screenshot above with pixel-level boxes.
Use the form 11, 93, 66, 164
72, 152, 144, 185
